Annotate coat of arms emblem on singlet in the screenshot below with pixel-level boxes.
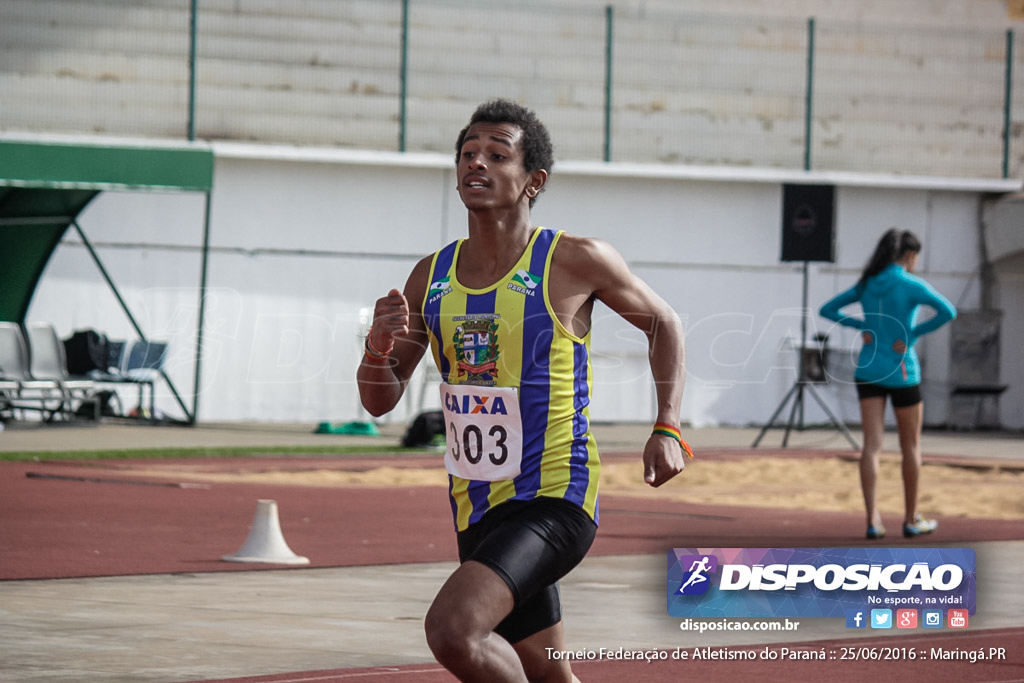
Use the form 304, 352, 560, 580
452, 315, 500, 385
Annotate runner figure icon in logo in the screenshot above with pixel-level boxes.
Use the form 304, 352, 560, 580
679, 556, 712, 593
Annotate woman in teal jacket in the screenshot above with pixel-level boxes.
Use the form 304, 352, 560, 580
819, 229, 956, 541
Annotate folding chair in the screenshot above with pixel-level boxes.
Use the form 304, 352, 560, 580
0, 374, 18, 421
26, 322, 99, 420
119, 339, 168, 418
0, 322, 65, 420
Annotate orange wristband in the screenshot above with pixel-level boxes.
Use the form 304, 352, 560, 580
652, 422, 694, 459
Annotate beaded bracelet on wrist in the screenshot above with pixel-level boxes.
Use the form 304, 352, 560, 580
363, 332, 391, 363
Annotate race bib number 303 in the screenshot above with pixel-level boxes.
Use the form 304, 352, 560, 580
440, 383, 523, 481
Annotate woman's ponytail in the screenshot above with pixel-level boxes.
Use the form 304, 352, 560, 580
858, 228, 922, 289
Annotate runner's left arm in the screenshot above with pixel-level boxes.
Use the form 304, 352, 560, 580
580, 238, 688, 487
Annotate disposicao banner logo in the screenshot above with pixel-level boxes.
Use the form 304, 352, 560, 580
667, 548, 976, 618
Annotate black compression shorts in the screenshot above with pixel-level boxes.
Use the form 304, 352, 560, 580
856, 381, 922, 408
456, 496, 597, 644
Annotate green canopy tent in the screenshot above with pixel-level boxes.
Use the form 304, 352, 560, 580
0, 139, 214, 423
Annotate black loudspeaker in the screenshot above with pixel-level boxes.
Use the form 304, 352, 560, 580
780, 183, 835, 262
799, 346, 830, 383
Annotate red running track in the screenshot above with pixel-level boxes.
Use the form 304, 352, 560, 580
1, 450, 1022, 682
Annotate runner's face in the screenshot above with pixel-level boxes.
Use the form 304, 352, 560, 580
456, 122, 532, 210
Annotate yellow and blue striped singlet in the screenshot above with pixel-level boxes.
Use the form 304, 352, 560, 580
422, 228, 601, 531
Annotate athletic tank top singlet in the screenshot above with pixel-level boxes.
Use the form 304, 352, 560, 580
422, 227, 601, 532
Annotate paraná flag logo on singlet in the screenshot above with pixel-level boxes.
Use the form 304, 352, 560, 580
428, 276, 452, 304
508, 269, 541, 296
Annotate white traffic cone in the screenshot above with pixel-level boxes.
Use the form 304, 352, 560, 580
222, 499, 310, 565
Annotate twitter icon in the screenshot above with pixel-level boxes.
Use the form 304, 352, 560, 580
870, 609, 893, 629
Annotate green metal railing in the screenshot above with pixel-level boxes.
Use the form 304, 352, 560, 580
398, 0, 411, 153
804, 17, 815, 172
182, 2, 1017, 179
5, 0, 1019, 180
1005, 29, 1016, 179
603, 5, 614, 163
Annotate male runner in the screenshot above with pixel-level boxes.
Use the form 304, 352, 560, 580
357, 98, 690, 682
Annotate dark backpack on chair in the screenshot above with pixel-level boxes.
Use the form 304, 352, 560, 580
63, 330, 110, 375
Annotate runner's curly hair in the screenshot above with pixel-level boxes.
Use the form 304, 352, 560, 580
454, 99, 554, 206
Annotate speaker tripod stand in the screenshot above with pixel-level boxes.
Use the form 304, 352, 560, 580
752, 262, 860, 450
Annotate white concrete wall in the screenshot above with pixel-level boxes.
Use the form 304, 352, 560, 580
25, 144, 1023, 430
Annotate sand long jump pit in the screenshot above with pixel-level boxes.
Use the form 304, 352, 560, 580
110, 451, 1024, 521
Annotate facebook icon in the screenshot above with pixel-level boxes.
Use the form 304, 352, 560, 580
845, 609, 867, 629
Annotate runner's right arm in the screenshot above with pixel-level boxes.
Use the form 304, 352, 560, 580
356, 257, 431, 416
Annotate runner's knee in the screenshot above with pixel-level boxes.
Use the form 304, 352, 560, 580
424, 609, 474, 666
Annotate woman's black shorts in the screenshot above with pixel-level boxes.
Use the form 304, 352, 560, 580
456, 496, 597, 644
856, 380, 922, 408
